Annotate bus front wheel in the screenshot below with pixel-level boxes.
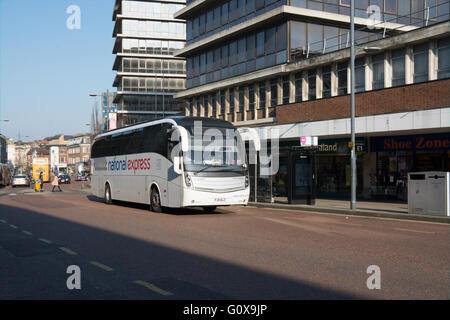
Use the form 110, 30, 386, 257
150, 187, 162, 213
105, 184, 113, 205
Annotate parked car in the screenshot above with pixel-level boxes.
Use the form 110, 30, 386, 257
76, 173, 89, 181
12, 175, 30, 187
58, 174, 71, 184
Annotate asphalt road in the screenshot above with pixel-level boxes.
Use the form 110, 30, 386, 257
0, 183, 449, 300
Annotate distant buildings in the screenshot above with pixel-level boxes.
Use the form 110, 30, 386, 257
67, 135, 91, 165
112, 0, 187, 127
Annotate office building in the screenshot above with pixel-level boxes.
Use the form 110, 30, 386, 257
174, 0, 450, 202
112, 0, 187, 127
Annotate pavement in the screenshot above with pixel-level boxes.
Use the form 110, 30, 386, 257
250, 198, 450, 224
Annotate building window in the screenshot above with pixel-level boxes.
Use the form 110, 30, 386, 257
294, 72, 303, 102
212, 94, 217, 117
259, 81, 266, 109
413, 43, 429, 83
270, 79, 278, 107
355, 58, 365, 93
308, 70, 316, 100
391, 48, 406, 86
372, 53, 385, 90
337, 61, 348, 95
229, 89, 235, 114
238, 86, 245, 112
249, 85, 255, 110
322, 66, 332, 98
282, 76, 290, 104
220, 90, 226, 115
437, 37, 450, 79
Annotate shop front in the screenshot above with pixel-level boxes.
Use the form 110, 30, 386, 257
315, 138, 367, 199
370, 133, 450, 201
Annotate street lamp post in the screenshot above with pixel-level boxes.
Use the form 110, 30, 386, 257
350, 0, 357, 210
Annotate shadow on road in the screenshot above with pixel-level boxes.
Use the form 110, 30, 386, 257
0, 201, 362, 300
86, 195, 232, 216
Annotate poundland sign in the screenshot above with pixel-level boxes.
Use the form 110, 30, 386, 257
317, 138, 367, 154
371, 133, 450, 152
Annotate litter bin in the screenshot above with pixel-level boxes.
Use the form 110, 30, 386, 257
35, 179, 41, 192
408, 172, 450, 216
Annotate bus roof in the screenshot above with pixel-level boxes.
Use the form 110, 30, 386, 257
94, 116, 235, 141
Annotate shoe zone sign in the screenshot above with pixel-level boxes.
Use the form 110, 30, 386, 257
370, 133, 450, 152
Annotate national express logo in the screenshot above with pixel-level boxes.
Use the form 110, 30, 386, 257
107, 158, 151, 174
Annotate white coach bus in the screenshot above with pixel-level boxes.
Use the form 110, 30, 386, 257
90, 117, 250, 212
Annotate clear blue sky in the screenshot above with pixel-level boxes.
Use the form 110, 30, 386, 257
0, 0, 115, 141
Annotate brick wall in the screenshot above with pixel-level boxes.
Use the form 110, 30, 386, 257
276, 78, 450, 125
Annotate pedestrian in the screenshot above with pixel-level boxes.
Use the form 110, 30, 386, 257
39, 172, 44, 192
51, 172, 62, 192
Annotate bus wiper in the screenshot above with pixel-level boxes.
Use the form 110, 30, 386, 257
193, 164, 227, 175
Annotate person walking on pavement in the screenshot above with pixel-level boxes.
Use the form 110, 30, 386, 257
51, 172, 62, 192
39, 172, 44, 192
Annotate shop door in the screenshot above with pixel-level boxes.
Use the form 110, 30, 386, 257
288, 151, 316, 205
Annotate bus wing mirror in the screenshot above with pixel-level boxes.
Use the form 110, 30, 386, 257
173, 156, 182, 175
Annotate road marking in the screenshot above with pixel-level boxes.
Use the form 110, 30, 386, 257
394, 228, 436, 235
9, 224, 18, 229
38, 238, 52, 244
0, 219, 6, 223
59, 247, 78, 255
90, 261, 114, 272
133, 280, 173, 296
22, 230, 33, 236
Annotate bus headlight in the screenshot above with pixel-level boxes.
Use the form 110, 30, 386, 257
245, 175, 249, 188
185, 174, 192, 187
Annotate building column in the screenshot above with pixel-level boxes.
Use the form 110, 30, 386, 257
199, 96, 204, 117
302, 70, 309, 101
254, 82, 260, 120
192, 97, 198, 116
385, 51, 392, 88
207, 95, 212, 118
184, 100, 190, 116
277, 77, 282, 106
365, 55, 372, 91
289, 73, 295, 103
233, 87, 239, 121
405, 46, 414, 85
316, 68, 323, 99
429, 40, 437, 81
331, 62, 338, 96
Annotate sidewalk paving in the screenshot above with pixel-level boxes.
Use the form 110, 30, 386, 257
249, 198, 450, 224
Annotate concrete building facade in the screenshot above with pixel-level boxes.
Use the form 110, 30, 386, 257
112, 0, 187, 127
174, 1, 450, 202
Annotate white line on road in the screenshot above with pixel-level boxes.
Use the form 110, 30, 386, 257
394, 228, 436, 235
59, 247, 78, 255
90, 261, 114, 272
133, 280, 173, 296
38, 238, 52, 244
